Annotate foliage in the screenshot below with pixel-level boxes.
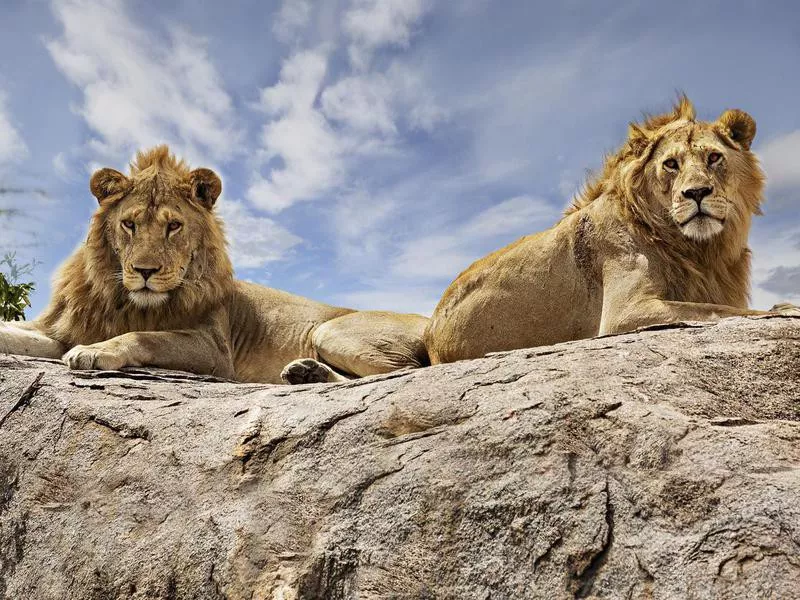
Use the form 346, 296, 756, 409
0, 252, 40, 321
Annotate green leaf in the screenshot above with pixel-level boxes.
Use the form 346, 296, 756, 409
0, 271, 35, 321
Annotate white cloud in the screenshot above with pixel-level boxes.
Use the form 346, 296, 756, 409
390, 195, 558, 280
258, 49, 328, 115
247, 42, 447, 214
246, 49, 344, 213
216, 199, 302, 269
52, 152, 69, 179
758, 265, 800, 300
321, 64, 447, 136
333, 187, 397, 242
387, 63, 448, 132
343, 0, 431, 69
246, 0, 444, 215
321, 76, 397, 135
246, 110, 343, 214
0, 92, 27, 167
273, 0, 312, 43
749, 128, 800, 308
46, 0, 241, 164
758, 130, 800, 192
751, 224, 800, 309
330, 186, 399, 275
460, 195, 555, 237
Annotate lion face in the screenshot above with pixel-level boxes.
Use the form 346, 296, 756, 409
627, 102, 761, 243
90, 158, 224, 310
112, 193, 198, 307
649, 125, 733, 240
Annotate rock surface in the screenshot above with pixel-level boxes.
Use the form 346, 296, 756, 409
0, 316, 799, 600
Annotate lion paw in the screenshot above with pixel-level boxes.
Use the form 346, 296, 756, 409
280, 358, 337, 385
770, 302, 800, 317
63, 344, 127, 371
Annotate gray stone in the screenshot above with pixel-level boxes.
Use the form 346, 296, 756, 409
0, 316, 798, 599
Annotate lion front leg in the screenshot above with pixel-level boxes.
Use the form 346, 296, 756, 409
63, 329, 236, 379
62, 342, 130, 371
0, 320, 65, 359
599, 298, 769, 336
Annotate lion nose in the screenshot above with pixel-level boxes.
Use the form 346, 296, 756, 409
134, 267, 161, 281
682, 186, 713, 204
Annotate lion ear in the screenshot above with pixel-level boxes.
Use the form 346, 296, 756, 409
627, 123, 651, 155
90, 168, 129, 204
717, 109, 756, 151
190, 168, 222, 209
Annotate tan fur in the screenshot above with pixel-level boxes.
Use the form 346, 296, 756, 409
426, 98, 797, 364
0, 146, 428, 384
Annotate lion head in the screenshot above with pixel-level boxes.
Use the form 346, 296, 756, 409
570, 97, 764, 249
87, 145, 233, 311
629, 98, 763, 242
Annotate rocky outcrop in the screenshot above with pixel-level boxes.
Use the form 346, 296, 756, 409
0, 316, 799, 599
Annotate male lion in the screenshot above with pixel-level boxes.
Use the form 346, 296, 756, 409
425, 97, 797, 364
0, 146, 428, 384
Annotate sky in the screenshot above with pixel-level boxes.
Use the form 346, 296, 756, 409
0, 0, 798, 319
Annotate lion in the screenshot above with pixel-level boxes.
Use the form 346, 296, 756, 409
0, 146, 428, 384
425, 97, 798, 364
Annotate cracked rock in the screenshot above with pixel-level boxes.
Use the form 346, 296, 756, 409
0, 316, 799, 599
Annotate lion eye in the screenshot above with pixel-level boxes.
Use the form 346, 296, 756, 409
708, 152, 722, 165
121, 220, 135, 232
167, 221, 182, 233
663, 158, 679, 170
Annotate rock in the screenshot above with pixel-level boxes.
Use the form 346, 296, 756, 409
0, 316, 799, 599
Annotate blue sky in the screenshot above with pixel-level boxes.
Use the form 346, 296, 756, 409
1, 0, 799, 318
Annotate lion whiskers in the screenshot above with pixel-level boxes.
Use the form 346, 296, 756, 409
671, 203, 698, 226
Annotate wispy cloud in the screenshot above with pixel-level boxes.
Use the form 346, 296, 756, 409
0, 92, 46, 265
216, 198, 301, 269
751, 130, 800, 306
390, 195, 557, 280
343, 0, 431, 69
759, 265, 800, 299
0, 188, 56, 261
750, 223, 800, 308
0, 92, 27, 167
247, 49, 343, 213
758, 130, 800, 198
331, 195, 559, 315
321, 75, 398, 136
273, 0, 313, 44
46, 0, 241, 165
321, 64, 447, 136
245, 1, 443, 215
